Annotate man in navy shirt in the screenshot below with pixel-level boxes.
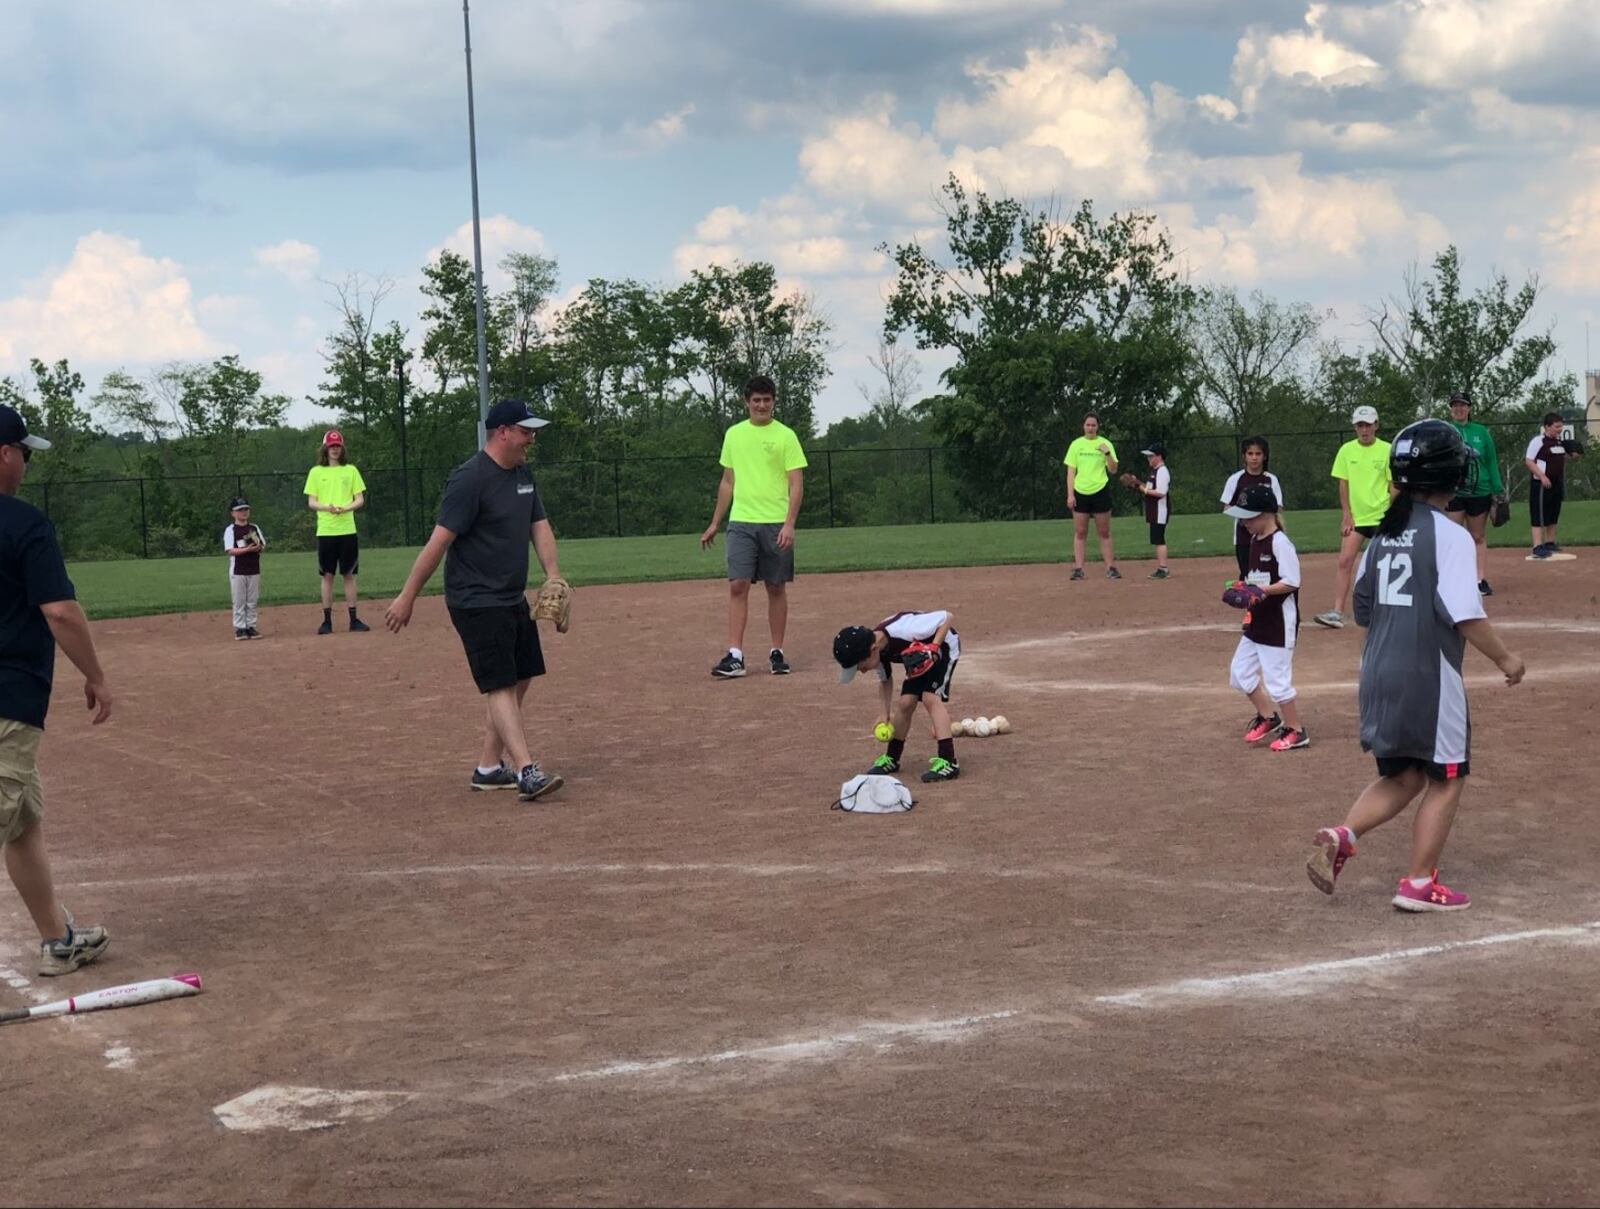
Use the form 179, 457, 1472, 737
384, 400, 565, 802
0, 405, 114, 975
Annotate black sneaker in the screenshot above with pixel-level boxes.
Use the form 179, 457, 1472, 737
1106, 566, 1121, 580
769, 648, 791, 675
868, 754, 900, 775
1150, 567, 1170, 579
349, 616, 371, 632
920, 757, 960, 782
246, 626, 261, 639
470, 762, 518, 791
1531, 545, 1553, 560
317, 619, 334, 635
234, 628, 248, 641
1478, 579, 1493, 597
1069, 567, 1085, 581
712, 652, 746, 678
517, 763, 564, 801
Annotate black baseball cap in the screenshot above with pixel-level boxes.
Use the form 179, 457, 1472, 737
0, 405, 51, 452
1225, 483, 1280, 518
229, 497, 251, 510
484, 399, 550, 431
1448, 390, 1472, 407
1140, 441, 1167, 457
834, 625, 875, 682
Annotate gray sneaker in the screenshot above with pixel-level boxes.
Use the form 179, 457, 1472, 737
470, 762, 518, 791
39, 915, 110, 977
1314, 610, 1344, 629
1106, 566, 1121, 580
517, 763, 564, 802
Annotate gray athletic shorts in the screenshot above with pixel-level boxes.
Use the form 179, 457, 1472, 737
726, 521, 794, 585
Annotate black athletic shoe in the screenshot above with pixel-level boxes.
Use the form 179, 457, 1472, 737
920, 757, 960, 782
1070, 567, 1085, 581
246, 626, 261, 639
868, 754, 900, 775
234, 628, 248, 641
470, 763, 518, 791
769, 648, 790, 675
1150, 567, 1170, 579
712, 652, 746, 678
1106, 566, 1122, 580
349, 616, 371, 632
1531, 545, 1553, 560
517, 763, 564, 801
1478, 579, 1493, 597
317, 619, 334, 635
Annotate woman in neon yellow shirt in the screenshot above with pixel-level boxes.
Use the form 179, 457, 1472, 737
1063, 413, 1120, 580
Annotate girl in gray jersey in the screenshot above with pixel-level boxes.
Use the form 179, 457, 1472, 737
1306, 420, 1524, 913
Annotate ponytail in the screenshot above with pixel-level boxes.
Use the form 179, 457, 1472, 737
1377, 491, 1416, 538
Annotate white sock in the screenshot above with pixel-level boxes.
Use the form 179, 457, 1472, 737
729, 647, 743, 661
1407, 875, 1433, 889
477, 765, 502, 776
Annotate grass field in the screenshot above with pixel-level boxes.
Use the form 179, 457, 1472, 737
68, 501, 1598, 619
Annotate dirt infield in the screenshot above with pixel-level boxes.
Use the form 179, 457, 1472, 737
6, 547, 1600, 1207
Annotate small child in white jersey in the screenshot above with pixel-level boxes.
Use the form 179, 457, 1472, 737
834, 609, 961, 783
222, 497, 266, 640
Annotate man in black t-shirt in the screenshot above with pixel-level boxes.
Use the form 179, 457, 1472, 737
0, 404, 115, 976
385, 400, 565, 802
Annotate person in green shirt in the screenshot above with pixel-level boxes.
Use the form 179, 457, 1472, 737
700, 376, 807, 679
303, 430, 370, 635
1443, 390, 1503, 597
1062, 413, 1121, 580
1315, 406, 1393, 628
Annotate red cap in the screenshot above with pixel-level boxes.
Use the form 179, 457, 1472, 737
322, 429, 344, 446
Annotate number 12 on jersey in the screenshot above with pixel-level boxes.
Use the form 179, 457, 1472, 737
1375, 552, 1413, 606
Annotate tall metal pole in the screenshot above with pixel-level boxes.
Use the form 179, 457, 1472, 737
462, 0, 491, 449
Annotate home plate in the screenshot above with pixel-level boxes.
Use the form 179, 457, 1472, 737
213, 1085, 414, 1132
1525, 552, 1578, 561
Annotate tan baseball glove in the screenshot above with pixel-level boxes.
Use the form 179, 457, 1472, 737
1118, 472, 1141, 490
532, 577, 572, 634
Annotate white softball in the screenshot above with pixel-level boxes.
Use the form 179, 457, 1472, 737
960, 717, 975, 735
974, 717, 993, 737
950, 719, 966, 736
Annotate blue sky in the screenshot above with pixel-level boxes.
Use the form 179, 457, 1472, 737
2, 0, 1597, 428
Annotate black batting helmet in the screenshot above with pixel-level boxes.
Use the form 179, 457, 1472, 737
1390, 419, 1473, 492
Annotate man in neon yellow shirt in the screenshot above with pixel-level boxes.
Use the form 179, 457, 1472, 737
304, 429, 370, 634
700, 375, 807, 678
1063, 412, 1120, 580
1315, 405, 1392, 628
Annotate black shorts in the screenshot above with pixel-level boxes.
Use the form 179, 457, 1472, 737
900, 650, 957, 702
317, 533, 360, 576
1148, 522, 1167, 545
1530, 480, 1564, 527
1446, 494, 1492, 517
449, 601, 546, 694
1072, 486, 1112, 515
1353, 524, 1378, 539
1375, 756, 1469, 782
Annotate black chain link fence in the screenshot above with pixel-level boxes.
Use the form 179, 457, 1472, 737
19, 421, 1592, 561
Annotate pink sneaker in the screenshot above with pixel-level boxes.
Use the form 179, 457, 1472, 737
1392, 871, 1470, 912
1306, 826, 1355, 895
1270, 727, 1309, 751
1243, 713, 1280, 744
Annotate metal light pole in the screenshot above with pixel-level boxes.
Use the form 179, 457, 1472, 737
462, 0, 491, 449
395, 352, 412, 545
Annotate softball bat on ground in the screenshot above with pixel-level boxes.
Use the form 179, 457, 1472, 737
0, 973, 203, 1025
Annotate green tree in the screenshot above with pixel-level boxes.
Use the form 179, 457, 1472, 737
882, 176, 1195, 516
0, 358, 101, 480
1368, 246, 1575, 420
1191, 288, 1326, 434
501, 251, 560, 405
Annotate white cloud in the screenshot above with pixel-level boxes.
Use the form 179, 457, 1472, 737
0, 231, 211, 368
673, 197, 886, 278
799, 100, 950, 213
1231, 5, 1384, 113
1389, 0, 1600, 91
1539, 150, 1600, 292
428, 215, 548, 291
254, 239, 320, 283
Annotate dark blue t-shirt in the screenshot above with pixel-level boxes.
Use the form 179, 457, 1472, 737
436, 451, 548, 609
0, 494, 77, 728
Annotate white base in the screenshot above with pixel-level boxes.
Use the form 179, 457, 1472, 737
1525, 551, 1578, 561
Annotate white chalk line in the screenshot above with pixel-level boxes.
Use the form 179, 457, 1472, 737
964, 661, 1600, 695
1, 934, 138, 1069
58, 859, 1282, 896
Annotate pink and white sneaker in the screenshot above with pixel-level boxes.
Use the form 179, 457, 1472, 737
1270, 727, 1309, 751
1392, 871, 1470, 912
1306, 826, 1355, 895
1243, 713, 1281, 744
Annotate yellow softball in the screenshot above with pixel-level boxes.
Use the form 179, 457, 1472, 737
873, 721, 895, 742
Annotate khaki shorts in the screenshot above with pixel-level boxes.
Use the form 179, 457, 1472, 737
0, 719, 44, 846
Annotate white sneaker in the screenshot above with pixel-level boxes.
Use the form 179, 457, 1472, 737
1314, 610, 1344, 629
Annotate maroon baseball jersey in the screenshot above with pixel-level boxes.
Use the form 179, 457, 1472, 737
225, 523, 263, 576
1241, 528, 1301, 649
1525, 434, 1568, 483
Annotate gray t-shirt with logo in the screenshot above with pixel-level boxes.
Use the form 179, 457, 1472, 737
436, 450, 548, 609
1353, 502, 1485, 765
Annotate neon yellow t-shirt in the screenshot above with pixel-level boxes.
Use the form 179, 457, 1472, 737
1063, 436, 1117, 495
304, 464, 367, 536
1330, 438, 1392, 526
720, 420, 807, 523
